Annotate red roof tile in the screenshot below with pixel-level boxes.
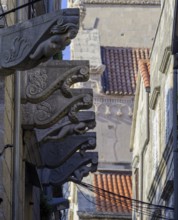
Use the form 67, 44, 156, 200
101, 47, 150, 95
93, 172, 132, 214
138, 59, 150, 88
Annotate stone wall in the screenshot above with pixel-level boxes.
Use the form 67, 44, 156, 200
131, 1, 175, 219
0, 0, 15, 218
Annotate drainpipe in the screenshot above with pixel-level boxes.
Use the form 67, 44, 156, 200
140, 89, 150, 220
173, 67, 178, 220
12, 71, 21, 220
12, 0, 21, 219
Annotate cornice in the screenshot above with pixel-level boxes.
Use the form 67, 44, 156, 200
149, 86, 160, 110
159, 46, 171, 73
82, 0, 161, 5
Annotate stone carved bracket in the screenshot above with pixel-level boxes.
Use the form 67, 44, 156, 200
0, 9, 79, 75
35, 111, 95, 142
40, 152, 98, 186
21, 60, 90, 104
22, 88, 93, 129
39, 132, 96, 168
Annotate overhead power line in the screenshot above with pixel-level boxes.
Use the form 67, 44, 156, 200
0, 0, 43, 17
76, 181, 174, 220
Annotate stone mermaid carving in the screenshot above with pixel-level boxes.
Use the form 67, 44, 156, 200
44, 121, 96, 141
0, 9, 79, 75
30, 22, 78, 61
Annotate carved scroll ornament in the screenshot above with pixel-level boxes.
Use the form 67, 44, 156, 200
21, 60, 90, 104
22, 88, 93, 129
40, 152, 98, 186
0, 9, 79, 75
39, 132, 96, 168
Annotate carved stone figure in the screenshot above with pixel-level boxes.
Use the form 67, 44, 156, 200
35, 111, 95, 142
30, 26, 78, 61
43, 121, 96, 141
0, 9, 79, 75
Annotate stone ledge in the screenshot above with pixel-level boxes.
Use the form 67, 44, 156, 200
82, 0, 161, 5
78, 211, 131, 219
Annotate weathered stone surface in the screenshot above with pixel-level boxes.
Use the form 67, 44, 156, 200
35, 111, 95, 142
21, 60, 89, 104
39, 152, 98, 186
0, 9, 79, 75
82, 0, 160, 4
39, 132, 96, 168
23, 130, 43, 167
22, 88, 93, 129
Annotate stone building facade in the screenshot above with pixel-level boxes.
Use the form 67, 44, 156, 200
130, 0, 176, 219
69, 0, 161, 167
67, 0, 161, 219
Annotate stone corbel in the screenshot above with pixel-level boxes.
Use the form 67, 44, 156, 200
149, 86, 160, 110
0, 9, 79, 76
40, 152, 98, 186
22, 88, 93, 129
39, 132, 96, 168
35, 111, 95, 142
21, 60, 90, 104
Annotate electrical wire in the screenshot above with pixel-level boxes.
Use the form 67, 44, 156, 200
82, 182, 172, 216
0, 3, 7, 26
77, 184, 173, 220
76, 182, 174, 220
77, 185, 171, 220
77, 184, 168, 219
80, 181, 174, 211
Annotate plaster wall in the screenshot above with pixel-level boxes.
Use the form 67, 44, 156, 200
83, 4, 161, 48
95, 96, 133, 164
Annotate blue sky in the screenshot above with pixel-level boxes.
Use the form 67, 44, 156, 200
61, 1, 70, 60
61, 1, 67, 8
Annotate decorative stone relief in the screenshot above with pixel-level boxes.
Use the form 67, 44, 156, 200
40, 152, 98, 186
22, 88, 93, 129
93, 99, 133, 119
35, 111, 95, 142
39, 132, 96, 168
0, 9, 79, 75
21, 60, 89, 103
